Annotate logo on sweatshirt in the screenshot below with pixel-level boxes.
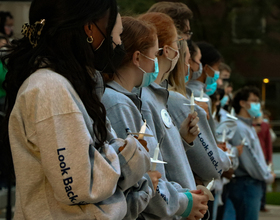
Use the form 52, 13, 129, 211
57, 148, 79, 203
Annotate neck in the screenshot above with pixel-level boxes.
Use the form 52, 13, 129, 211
238, 108, 251, 118
114, 66, 137, 92
155, 56, 170, 84
196, 71, 206, 83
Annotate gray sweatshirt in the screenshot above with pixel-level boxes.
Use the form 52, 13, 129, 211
167, 91, 231, 181
187, 80, 216, 136
9, 69, 150, 220
139, 81, 196, 190
102, 81, 192, 219
229, 116, 274, 183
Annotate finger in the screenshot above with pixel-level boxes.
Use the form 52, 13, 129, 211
189, 117, 199, 127
189, 125, 199, 134
194, 211, 204, 219
190, 189, 202, 194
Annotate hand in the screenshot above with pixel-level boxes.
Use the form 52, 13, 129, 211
221, 168, 234, 180
134, 136, 149, 152
187, 189, 209, 220
236, 144, 244, 156
217, 142, 228, 152
180, 112, 200, 144
195, 101, 209, 120
147, 170, 162, 190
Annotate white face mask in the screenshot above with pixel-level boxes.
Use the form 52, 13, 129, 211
159, 46, 179, 73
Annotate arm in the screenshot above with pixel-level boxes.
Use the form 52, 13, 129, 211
36, 113, 121, 204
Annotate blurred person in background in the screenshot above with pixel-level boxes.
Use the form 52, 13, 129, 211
0, 11, 14, 39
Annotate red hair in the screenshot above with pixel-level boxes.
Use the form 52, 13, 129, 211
120, 16, 157, 67
138, 12, 177, 48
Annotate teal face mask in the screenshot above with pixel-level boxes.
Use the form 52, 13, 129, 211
185, 63, 190, 82
220, 95, 229, 107
247, 102, 261, 118
205, 82, 217, 96
138, 54, 159, 88
205, 65, 220, 85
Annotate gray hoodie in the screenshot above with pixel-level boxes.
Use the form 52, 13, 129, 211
187, 80, 216, 136
229, 116, 274, 183
9, 69, 150, 220
139, 81, 196, 190
102, 81, 192, 219
167, 90, 231, 182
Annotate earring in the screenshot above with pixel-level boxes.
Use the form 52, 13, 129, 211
87, 36, 93, 43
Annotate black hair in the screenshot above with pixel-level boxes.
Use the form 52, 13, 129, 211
0, 0, 118, 180
232, 86, 260, 114
196, 42, 222, 67
0, 11, 13, 37
187, 39, 199, 60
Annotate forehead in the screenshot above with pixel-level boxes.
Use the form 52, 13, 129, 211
248, 92, 259, 101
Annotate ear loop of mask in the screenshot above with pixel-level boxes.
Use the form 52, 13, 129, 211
93, 22, 118, 50
138, 53, 157, 73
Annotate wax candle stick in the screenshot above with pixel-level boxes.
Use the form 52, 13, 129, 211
241, 137, 246, 145
191, 92, 195, 113
231, 108, 235, 116
138, 120, 147, 140
207, 178, 214, 191
222, 129, 226, 143
200, 89, 204, 99
151, 143, 160, 171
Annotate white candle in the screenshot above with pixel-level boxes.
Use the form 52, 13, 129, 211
222, 129, 226, 143
151, 143, 160, 171
231, 108, 235, 116
241, 137, 246, 145
200, 89, 204, 99
138, 120, 147, 139
191, 93, 195, 113
207, 179, 214, 191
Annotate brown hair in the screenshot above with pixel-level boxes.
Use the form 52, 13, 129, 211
219, 62, 232, 73
138, 12, 176, 48
148, 1, 193, 34
168, 39, 187, 97
120, 16, 157, 67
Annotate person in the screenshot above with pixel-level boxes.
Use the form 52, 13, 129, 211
0, 0, 151, 219
253, 115, 273, 212
187, 42, 222, 135
263, 109, 277, 143
0, 11, 14, 38
148, 1, 193, 40
102, 16, 205, 219
167, 39, 231, 184
217, 62, 231, 89
138, 12, 209, 220
226, 86, 275, 220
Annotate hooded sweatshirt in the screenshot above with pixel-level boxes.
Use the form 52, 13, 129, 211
167, 90, 231, 182
9, 69, 150, 220
139, 81, 196, 190
102, 81, 193, 219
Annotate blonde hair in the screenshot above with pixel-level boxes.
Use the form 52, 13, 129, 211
168, 39, 187, 97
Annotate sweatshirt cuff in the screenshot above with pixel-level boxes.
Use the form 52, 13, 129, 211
181, 138, 195, 152
181, 191, 193, 218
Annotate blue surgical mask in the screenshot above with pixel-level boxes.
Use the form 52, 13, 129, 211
205, 65, 220, 85
220, 95, 229, 107
185, 63, 190, 82
138, 54, 159, 88
247, 102, 261, 118
205, 82, 217, 96
263, 118, 269, 123
191, 62, 203, 80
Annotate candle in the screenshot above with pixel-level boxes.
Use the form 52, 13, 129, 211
138, 120, 147, 140
191, 92, 195, 113
151, 143, 160, 171
206, 178, 214, 191
241, 137, 246, 145
200, 89, 204, 99
222, 129, 226, 143
231, 108, 235, 116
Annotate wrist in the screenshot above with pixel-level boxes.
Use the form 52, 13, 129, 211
181, 191, 193, 218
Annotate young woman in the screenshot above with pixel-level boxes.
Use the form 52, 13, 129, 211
1, 0, 150, 219
138, 12, 209, 220
102, 16, 202, 220
167, 39, 231, 185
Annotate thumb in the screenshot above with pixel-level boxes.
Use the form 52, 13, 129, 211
190, 189, 202, 194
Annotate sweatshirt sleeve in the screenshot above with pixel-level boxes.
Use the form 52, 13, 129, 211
34, 112, 122, 205
229, 126, 274, 184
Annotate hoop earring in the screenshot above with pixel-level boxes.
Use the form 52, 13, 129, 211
87, 36, 93, 43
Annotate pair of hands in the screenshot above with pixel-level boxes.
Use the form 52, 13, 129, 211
187, 189, 209, 220
180, 112, 200, 144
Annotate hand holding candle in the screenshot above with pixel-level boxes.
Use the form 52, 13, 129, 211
196, 178, 215, 201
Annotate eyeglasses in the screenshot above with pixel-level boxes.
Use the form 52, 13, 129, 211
185, 31, 193, 36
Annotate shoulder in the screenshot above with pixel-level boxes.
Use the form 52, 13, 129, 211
102, 88, 134, 108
